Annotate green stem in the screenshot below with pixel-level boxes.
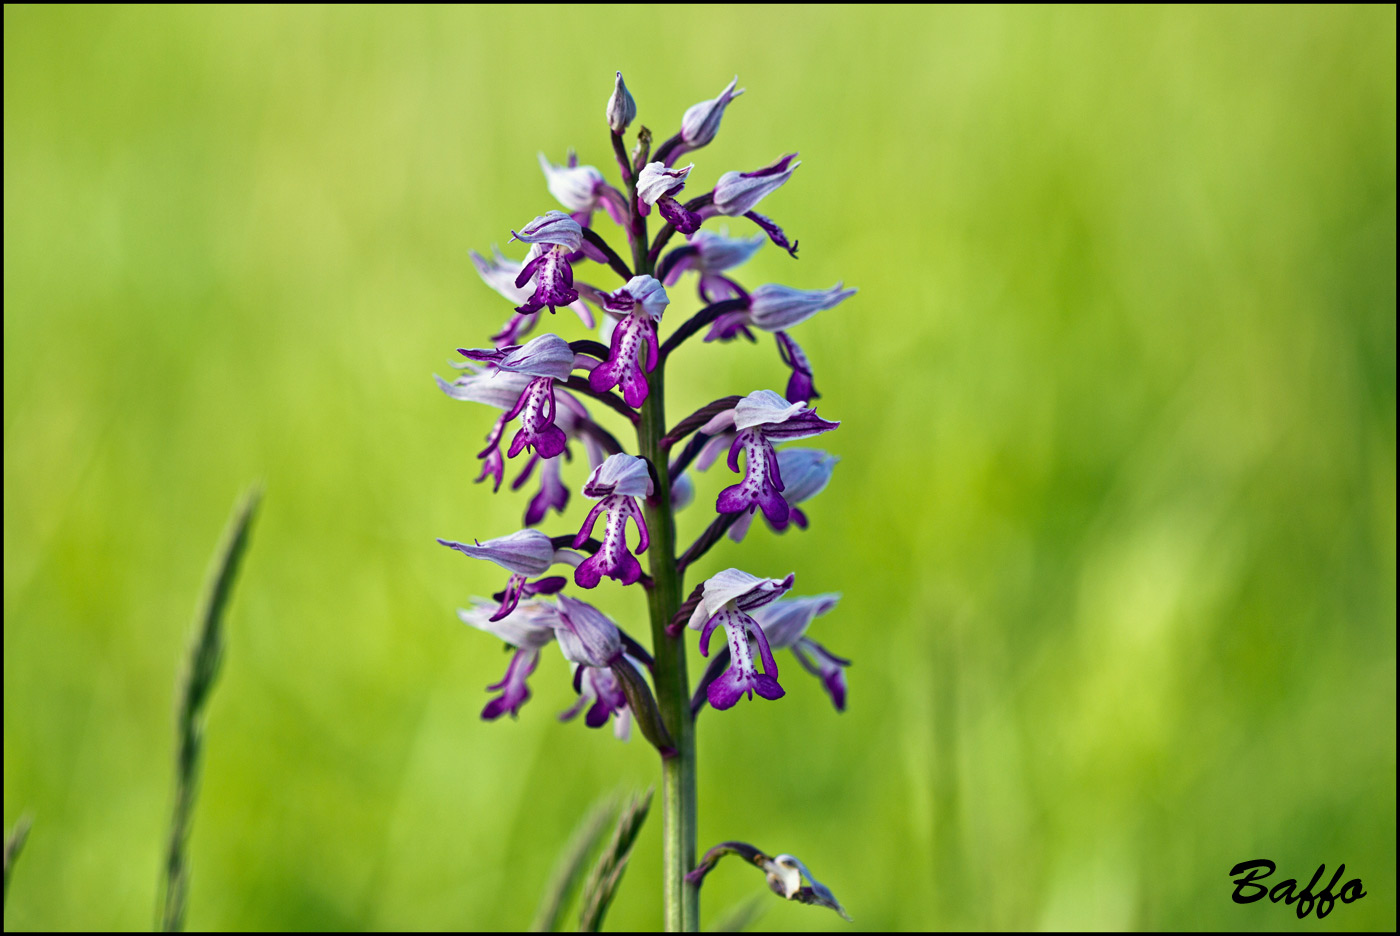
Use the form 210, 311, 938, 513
639, 366, 697, 932
624, 185, 697, 930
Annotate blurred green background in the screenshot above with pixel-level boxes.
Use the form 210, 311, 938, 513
4, 5, 1395, 931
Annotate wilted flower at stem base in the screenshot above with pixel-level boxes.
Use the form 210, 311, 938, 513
686, 841, 851, 921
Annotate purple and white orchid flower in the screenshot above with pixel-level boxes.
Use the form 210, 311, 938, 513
750, 594, 849, 711
457, 597, 561, 720
470, 245, 595, 347
590, 275, 669, 407
538, 151, 628, 228
573, 454, 654, 588
437, 529, 583, 621
510, 211, 584, 316
561, 662, 635, 740
700, 390, 839, 525
728, 449, 838, 541
457, 333, 576, 461
686, 569, 795, 709
703, 153, 800, 256
637, 162, 702, 234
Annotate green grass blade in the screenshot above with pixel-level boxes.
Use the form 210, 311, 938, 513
530, 795, 619, 931
158, 484, 262, 932
3, 815, 33, 909
576, 787, 653, 932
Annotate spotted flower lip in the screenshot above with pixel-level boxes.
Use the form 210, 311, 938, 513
458, 333, 576, 380
678, 76, 745, 150
469, 246, 595, 344
687, 569, 795, 710
600, 275, 670, 322
606, 70, 636, 135
574, 455, 653, 588
712, 153, 799, 217
591, 279, 666, 406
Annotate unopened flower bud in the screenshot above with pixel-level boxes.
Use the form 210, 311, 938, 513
606, 71, 636, 135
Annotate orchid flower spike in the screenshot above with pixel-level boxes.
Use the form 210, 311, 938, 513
436, 529, 581, 621
457, 597, 561, 720
702, 390, 839, 525
590, 275, 669, 407
751, 594, 849, 711
728, 449, 838, 541
470, 246, 595, 347
509, 211, 584, 316
572, 454, 654, 588
687, 569, 795, 709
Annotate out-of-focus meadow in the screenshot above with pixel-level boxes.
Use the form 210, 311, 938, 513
4, 5, 1395, 931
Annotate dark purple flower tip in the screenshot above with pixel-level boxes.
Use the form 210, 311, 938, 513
658, 196, 703, 234
745, 210, 797, 257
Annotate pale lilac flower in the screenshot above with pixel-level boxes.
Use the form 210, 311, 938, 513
469, 246, 594, 346
671, 76, 745, 160
706, 154, 800, 256
751, 594, 849, 711
702, 283, 856, 400
457, 597, 560, 720
606, 71, 636, 135
458, 333, 576, 460
538, 152, 628, 227
670, 470, 695, 511
590, 275, 668, 407
437, 529, 576, 621
687, 569, 794, 709
659, 230, 764, 303
636, 162, 702, 233
510, 211, 584, 316
573, 454, 654, 588
703, 391, 839, 525
728, 449, 838, 540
